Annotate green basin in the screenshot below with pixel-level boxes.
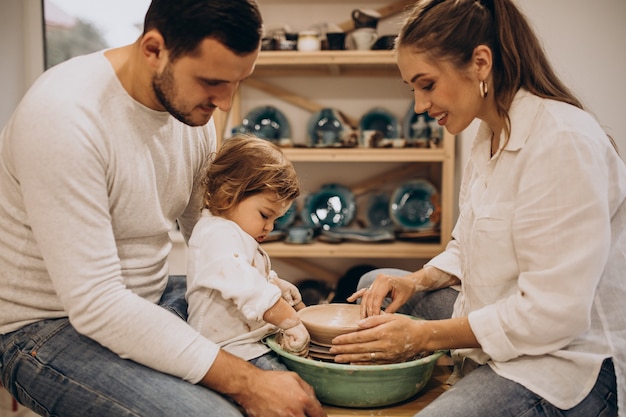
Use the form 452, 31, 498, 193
265, 335, 443, 408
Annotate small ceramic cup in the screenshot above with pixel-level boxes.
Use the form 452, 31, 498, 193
297, 31, 321, 52
360, 129, 381, 148
349, 28, 378, 51
286, 225, 314, 244
326, 32, 346, 50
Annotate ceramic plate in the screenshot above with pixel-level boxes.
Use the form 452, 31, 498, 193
320, 227, 395, 242
302, 184, 356, 230
306, 108, 347, 148
359, 107, 400, 142
402, 101, 435, 142
274, 202, 297, 230
241, 105, 291, 141
390, 179, 439, 231
363, 192, 392, 228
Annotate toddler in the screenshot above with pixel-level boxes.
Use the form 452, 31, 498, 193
186, 135, 309, 371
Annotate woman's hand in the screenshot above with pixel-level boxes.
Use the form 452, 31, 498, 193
329, 314, 427, 364
347, 272, 417, 318
330, 314, 479, 365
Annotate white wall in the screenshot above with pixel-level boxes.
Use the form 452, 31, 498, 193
458, 0, 626, 174
0, 0, 624, 280
0, 0, 44, 130
1, 0, 624, 152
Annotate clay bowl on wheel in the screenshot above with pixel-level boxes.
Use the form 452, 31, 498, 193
265, 335, 443, 408
297, 303, 362, 346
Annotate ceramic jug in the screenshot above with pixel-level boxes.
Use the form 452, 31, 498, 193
351, 8, 381, 29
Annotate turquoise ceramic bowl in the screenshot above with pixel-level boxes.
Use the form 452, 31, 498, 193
265, 335, 442, 408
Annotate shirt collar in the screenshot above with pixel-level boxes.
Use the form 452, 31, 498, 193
475, 89, 542, 154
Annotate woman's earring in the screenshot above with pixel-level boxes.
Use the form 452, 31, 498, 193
479, 80, 489, 98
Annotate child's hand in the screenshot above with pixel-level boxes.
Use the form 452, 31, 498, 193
277, 321, 310, 357
271, 275, 303, 309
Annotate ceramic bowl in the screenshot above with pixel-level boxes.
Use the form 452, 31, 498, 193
265, 335, 443, 408
297, 303, 362, 346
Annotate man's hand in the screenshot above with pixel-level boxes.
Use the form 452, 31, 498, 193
201, 350, 326, 417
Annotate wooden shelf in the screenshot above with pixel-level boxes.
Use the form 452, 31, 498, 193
282, 147, 447, 162
171, 230, 444, 259
253, 51, 399, 77
261, 240, 444, 259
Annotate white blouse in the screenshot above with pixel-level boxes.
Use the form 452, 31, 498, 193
427, 90, 626, 411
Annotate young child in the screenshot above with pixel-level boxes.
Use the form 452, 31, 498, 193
186, 135, 310, 371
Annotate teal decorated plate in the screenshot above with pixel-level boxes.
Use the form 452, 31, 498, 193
359, 107, 400, 143
363, 192, 392, 228
403, 101, 435, 144
302, 184, 356, 230
274, 202, 297, 230
306, 108, 348, 148
241, 105, 291, 142
390, 179, 439, 231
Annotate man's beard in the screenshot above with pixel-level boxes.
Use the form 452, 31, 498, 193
152, 63, 203, 126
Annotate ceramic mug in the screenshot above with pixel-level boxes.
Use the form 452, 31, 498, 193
286, 225, 314, 244
349, 28, 378, 51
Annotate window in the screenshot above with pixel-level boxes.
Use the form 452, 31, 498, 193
43, 0, 150, 68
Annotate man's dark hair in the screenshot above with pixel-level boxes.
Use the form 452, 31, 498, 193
143, 0, 263, 61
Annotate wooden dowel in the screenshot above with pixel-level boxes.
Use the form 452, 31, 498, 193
244, 78, 360, 127
351, 164, 416, 196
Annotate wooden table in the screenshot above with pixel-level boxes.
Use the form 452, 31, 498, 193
322, 365, 452, 417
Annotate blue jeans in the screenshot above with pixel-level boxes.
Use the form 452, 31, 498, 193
0, 276, 244, 417
359, 269, 617, 417
249, 351, 287, 371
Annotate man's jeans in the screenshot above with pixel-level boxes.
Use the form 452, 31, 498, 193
358, 269, 617, 417
0, 276, 244, 417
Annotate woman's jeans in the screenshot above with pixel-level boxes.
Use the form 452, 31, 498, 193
359, 269, 618, 417
0, 276, 244, 417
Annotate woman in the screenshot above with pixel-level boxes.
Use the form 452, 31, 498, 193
329, 0, 625, 416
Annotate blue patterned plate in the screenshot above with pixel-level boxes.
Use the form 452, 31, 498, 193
240, 105, 291, 142
402, 101, 436, 145
363, 192, 393, 228
274, 202, 297, 230
359, 107, 400, 143
302, 184, 356, 230
306, 108, 348, 148
390, 179, 439, 231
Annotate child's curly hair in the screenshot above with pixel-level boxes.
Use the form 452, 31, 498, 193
202, 134, 300, 216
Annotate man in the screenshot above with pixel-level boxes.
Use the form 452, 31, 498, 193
0, 1, 326, 416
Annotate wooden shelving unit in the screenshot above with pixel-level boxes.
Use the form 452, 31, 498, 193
224, 49, 457, 260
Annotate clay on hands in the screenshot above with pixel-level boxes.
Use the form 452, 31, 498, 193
277, 321, 310, 357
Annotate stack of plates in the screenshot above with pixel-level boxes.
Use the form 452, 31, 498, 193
308, 341, 336, 362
